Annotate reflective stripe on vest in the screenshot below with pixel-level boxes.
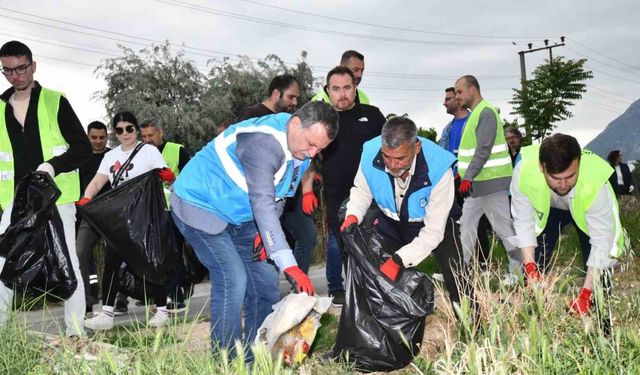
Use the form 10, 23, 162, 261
518, 145, 628, 258
361, 136, 455, 223
0, 87, 80, 208
161, 141, 183, 176
457, 99, 512, 181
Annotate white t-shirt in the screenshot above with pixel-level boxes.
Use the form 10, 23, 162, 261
98, 142, 167, 186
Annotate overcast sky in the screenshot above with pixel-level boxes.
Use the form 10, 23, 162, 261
1, 0, 638, 147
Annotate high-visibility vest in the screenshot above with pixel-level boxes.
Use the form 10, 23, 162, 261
0, 87, 80, 208
518, 144, 627, 258
457, 99, 512, 181
161, 141, 183, 176
311, 88, 370, 105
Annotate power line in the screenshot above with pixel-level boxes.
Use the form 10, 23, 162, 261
238, 0, 543, 40
565, 46, 640, 77
364, 85, 513, 92
0, 31, 120, 57
586, 64, 640, 86
567, 37, 640, 71
156, 0, 516, 47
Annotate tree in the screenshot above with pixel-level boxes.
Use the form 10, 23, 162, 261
95, 43, 317, 152
95, 43, 214, 152
417, 127, 438, 142
510, 56, 592, 144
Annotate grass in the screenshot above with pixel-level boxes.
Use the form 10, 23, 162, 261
2, 198, 640, 373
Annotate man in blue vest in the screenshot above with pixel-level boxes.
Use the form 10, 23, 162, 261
341, 116, 474, 314
0, 41, 91, 336
170, 101, 338, 354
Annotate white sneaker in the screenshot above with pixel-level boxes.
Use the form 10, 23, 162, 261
84, 311, 115, 331
432, 273, 445, 282
500, 273, 519, 287
148, 309, 170, 328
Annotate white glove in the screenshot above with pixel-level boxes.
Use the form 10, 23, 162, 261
36, 162, 55, 179
630, 185, 635, 193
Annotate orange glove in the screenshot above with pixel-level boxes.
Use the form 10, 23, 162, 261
524, 262, 542, 282
284, 266, 315, 295
340, 215, 359, 233
459, 179, 473, 198
76, 197, 91, 207
568, 288, 593, 316
252, 233, 267, 262
380, 255, 403, 281
301, 192, 318, 215
157, 167, 175, 183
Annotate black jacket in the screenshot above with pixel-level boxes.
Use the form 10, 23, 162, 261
609, 162, 635, 196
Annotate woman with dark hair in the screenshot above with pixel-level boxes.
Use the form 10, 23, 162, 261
607, 149, 635, 196
78, 111, 176, 330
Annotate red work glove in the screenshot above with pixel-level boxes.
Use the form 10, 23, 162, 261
301, 192, 318, 215
568, 288, 593, 316
340, 215, 359, 233
252, 233, 267, 262
75, 197, 91, 207
284, 266, 315, 295
459, 179, 473, 198
157, 167, 175, 183
380, 255, 403, 281
523, 262, 542, 282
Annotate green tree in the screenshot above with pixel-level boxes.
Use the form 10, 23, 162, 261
95, 43, 214, 152
417, 127, 438, 142
510, 56, 592, 144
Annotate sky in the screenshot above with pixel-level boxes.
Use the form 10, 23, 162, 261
1, 0, 639, 147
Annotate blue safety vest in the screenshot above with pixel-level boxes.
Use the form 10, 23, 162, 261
173, 113, 309, 225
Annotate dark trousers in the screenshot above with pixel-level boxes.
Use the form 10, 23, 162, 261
536, 207, 591, 272
281, 188, 317, 274
75, 219, 103, 306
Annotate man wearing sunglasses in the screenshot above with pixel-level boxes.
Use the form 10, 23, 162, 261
0, 40, 91, 337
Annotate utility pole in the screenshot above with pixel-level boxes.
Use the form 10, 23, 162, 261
516, 36, 565, 144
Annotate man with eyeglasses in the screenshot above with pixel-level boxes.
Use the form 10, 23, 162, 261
0, 40, 91, 337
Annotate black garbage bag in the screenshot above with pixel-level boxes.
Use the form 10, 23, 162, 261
332, 226, 435, 372
78, 170, 177, 285
118, 265, 160, 302
0, 172, 77, 300
183, 243, 208, 285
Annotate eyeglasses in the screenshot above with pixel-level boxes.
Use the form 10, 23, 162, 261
115, 125, 135, 135
1, 62, 32, 76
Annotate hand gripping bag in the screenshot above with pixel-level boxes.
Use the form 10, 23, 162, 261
0, 172, 77, 300
332, 226, 435, 372
78, 170, 177, 285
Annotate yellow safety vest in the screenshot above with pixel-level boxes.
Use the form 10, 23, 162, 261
161, 141, 183, 176
457, 99, 512, 181
0, 88, 80, 208
518, 145, 627, 258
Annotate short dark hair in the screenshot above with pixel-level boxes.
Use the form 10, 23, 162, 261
340, 50, 364, 64
606, 149, 621, 165
87, 121, 107, 133
381, 116, 418, 149
326, 65, 355, 86
0, 40, 33, 62
459, 75, 480, 92
505, 127, 523, 140
112, 111, 139, 131
267, 74, 299, 97
539, 133, 581, 174
293, 101, 339, 141
445, 87, 455, 94
140, 117, 163, 130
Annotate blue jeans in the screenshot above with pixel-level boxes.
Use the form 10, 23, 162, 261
326, 231, 344, 292
171, 211, 280, 350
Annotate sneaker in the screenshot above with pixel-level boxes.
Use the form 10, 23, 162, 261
329, 290, 345, 307
84, 311, 115, 331
500, 273, 519, 287
148, 309, 170, 328
114, 302, 128, 316
166, 301, 187, 314
432, 273, 445, 282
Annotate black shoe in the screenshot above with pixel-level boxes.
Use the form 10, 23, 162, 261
166, 301, 187, 314
114, 301, 128, 316
329, 290, 345, 306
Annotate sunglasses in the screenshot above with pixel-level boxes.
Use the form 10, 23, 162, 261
115, 125, 135, 135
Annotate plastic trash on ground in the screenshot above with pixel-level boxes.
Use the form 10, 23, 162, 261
0, 172, 77, 300
256, 293, 332, 365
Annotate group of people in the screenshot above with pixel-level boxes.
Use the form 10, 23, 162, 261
0, 40, 628, 358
